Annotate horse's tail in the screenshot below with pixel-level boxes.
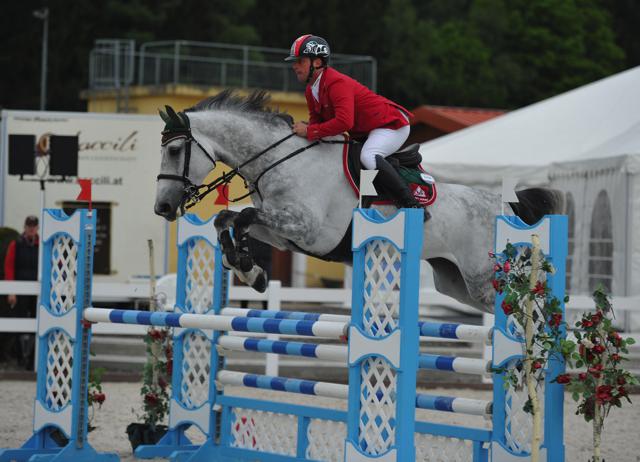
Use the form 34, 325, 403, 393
510, 188, 565, 225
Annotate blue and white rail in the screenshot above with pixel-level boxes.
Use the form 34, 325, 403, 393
84, 307, 349, 339
223, 307, 493, 343
218, 371, 492, 417
218, 336, 491, 375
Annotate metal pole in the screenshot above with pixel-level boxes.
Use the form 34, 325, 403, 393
33, 8, 49, 110
174, 41, 181, 85
242, 46, 248, 88
371, 58, 377, 92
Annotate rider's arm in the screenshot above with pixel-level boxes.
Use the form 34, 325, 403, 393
306, 79, 354, 140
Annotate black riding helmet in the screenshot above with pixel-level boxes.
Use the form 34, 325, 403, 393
285, 35, 330, 83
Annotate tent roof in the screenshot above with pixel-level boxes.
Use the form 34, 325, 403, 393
419, 66, 640, 167
573, 120, 640, 161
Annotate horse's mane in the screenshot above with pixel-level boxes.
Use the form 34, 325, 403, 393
187, 89, 294, 127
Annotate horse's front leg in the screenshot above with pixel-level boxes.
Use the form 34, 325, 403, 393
214, 208, 269, 293
229, 206, 318, 293
213, 209, 241, 270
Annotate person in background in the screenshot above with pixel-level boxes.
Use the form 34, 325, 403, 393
3, 215, 39, 368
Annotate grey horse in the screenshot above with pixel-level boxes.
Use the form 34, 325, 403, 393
154, 90, 563, 312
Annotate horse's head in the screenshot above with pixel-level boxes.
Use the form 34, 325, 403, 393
154, 106, 218, 221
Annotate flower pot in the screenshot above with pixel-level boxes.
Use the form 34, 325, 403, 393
125, 423, 168, 451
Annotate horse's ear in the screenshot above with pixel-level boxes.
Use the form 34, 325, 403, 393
159, 108, 171, 124
165, 105, 180, 121
178, 112, 191, 129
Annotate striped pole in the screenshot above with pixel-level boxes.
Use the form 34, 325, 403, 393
223, 307, 492, 343
415, 394, 492, 416
419, 321, 492, 344
418, 354, 491, 375
219, 336, 490, 376
217, 370, 348, 399
218, 336, 347, 362
84, 308, 348, 339
218, 371, 492, 417
221, 307, 350, 323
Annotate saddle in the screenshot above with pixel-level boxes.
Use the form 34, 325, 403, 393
343, 140, 437, 207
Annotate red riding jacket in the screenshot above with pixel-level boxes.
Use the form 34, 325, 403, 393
305, 67, 412, 140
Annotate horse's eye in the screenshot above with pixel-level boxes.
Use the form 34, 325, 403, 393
168, 145, 181, 156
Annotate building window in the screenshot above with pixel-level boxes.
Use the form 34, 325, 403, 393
565, 193, 575, 293
588, 191, 613, 293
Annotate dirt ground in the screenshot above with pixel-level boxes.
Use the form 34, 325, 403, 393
0, 380, 638, 461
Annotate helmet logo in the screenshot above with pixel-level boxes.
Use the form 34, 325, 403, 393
304, 41, 328, 56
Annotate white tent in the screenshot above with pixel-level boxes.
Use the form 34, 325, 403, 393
419, 66, 640, 299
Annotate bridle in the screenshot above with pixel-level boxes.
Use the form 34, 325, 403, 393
157, 126, 342, 214
157, 128, 218, 213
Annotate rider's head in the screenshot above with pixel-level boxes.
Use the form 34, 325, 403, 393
285, 34, 330, 84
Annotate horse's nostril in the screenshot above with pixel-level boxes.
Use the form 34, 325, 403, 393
155, 202, 171, 216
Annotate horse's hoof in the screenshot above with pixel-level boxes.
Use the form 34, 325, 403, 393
239, 254, 254, 272
225, 251, 239, 268
252, 271, 268, 293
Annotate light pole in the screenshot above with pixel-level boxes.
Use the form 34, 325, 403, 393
33, 7, 49, 111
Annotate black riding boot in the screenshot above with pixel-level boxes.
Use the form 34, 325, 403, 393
374, 155, 431, 220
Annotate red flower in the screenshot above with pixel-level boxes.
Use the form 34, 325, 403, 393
592, 345, 606, 355
503, 261, 511, 273
578, 373, 587, 381
492, 279, 502, 293
617, 386, 627, 397
532, 361, 542, 370
149, 329, 164, 341
548, 313, 563, 327
596, 385, 614, 404
493, 263, 502, 273
556, 374, 571, 384
588, 364, 604, 378
501, 300, 513, 315
91, 392, 106, 404
166, 359, 173, 377
617, 376, 626, 385
144, 392, 159, 406
531, 281, 546, 296
611, 354, 621, 363
609, 332, 622, 347
581, 319, 593, 328
591, 312, 602, 325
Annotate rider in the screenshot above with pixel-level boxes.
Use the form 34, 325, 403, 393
286, 34, 424, 211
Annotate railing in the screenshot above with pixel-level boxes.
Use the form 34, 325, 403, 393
89, 39, 377, 92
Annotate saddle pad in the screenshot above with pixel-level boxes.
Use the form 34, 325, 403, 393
343, 139, 437, 206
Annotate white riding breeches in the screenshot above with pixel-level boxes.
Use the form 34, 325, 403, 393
360, 117, 410, 170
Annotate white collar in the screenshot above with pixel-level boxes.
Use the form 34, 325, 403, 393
311, 70, 323, 102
